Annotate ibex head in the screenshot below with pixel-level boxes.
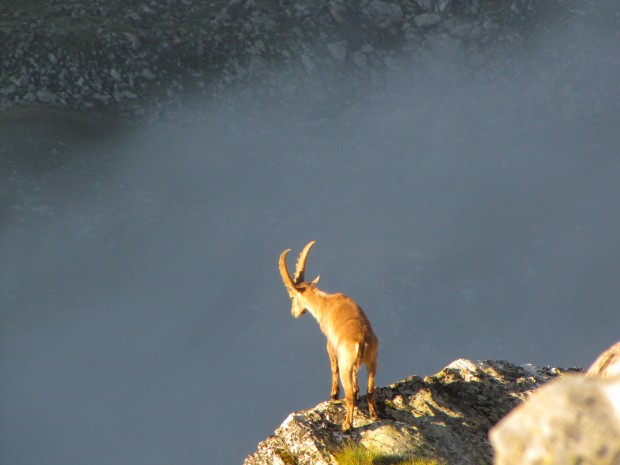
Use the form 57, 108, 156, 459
279, 240, 320, 318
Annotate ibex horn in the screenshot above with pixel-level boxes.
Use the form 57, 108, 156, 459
279, 249, 295, 290
294, 240, 316, 284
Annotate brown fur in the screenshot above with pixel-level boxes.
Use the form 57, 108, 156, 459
279, 242, 379, 432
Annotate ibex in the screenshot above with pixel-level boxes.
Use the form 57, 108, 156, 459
279, 241, 378, 432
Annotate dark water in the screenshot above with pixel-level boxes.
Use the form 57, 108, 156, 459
2, 7, 620, 465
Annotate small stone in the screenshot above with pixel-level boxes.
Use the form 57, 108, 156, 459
93, 93, 111, 103
253, 39, 266, 53
352, 50, 367, 68
451, 23, 473, 38
15, 73, 29, 87
437, 0, 452, 12
328, 0, 345, 23
125, 33, 141, 50
142, 68, 156, 80
127, 12, 142, 22
110, 68, 122, 81
1, 85, 16, 96
301, 54, 315, 72
327, 41, 347, 62
414, 0, 433, 12
366, 0, 403, 29
414, 13, 442, 28
36, 90, 54, 103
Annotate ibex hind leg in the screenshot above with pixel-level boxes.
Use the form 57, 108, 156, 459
352, 342, 364, 401
366, 359, 378, 420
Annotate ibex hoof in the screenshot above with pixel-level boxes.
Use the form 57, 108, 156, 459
342, 422, 352, 433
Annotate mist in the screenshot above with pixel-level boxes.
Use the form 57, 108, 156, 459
2, 4, 620, 465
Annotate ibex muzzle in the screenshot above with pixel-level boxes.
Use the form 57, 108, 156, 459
279, 241, 379, 432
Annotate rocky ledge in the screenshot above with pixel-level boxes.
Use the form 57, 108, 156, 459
244, 359, 579, 465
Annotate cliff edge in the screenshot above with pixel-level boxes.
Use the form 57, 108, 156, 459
244, 359, 578, 465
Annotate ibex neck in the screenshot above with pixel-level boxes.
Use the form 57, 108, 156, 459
301, 288, 331, 323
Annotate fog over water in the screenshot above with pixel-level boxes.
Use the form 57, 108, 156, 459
2, 6, 620, 465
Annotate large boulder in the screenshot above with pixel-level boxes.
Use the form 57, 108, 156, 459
587, 340, 620, 379
490, 341, 620, 465
244, 359, 576, 465
490, 374, 620, 465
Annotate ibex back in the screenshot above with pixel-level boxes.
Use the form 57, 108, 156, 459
279, 241, 378, 432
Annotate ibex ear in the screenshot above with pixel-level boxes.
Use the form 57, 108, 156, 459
311, 275, 320, 285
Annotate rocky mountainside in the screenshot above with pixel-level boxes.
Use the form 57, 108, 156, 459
244, 359, 579, 465
0, 0, 586, 122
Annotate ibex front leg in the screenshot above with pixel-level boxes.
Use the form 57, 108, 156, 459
327, 342, 340, 400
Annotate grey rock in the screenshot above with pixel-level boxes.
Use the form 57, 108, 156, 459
113, 90, 137, 102
93, 92, 111, 103
352, 50, 368, 68
437, 0, 452, 12
1, 85, 16, 97
301, 54, 315, 72
414, 13, 442, 27
35, 90, 54, 103
414, 0, 434, 12
124, 33, 142, 50
327, 41, 347, 62
15, 72, 29, 87
110, 68, 122, 82
245, 359, 577, 465
451, 22, 474, 38
366, 0, 403, 29
142, 68, 156, 80
127, 12, 142, 23
328, 0, 345, 23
